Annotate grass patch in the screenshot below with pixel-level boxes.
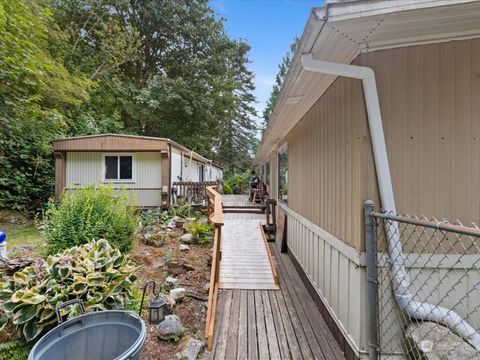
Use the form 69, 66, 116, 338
0, 223, 43, 250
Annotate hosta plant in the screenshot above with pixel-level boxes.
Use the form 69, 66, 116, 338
0, 239, 138, 342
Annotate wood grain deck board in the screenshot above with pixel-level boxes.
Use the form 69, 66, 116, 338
209, 216, 346, 360
219, 218, 277, 290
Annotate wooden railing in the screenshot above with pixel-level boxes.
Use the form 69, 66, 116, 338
205, 185, 224, 350
172, 181, 222, 205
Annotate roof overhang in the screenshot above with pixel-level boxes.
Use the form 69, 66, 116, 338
255, 0, 480, 164
53, 134, 212, 164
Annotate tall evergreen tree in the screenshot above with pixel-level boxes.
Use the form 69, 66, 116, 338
262, 36, 299, 132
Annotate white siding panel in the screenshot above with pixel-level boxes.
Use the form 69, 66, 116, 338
66, 152, 162, 207
282, 204, 367, 356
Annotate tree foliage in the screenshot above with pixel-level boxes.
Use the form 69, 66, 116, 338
0, 0, 90, 211
262, 36, 299, 132
0, 0, 258, 212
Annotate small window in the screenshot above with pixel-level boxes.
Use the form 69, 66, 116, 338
278, 145, 288, 204
104, 155, 134, 181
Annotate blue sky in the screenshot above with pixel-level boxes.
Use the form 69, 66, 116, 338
210, 0, 320, 125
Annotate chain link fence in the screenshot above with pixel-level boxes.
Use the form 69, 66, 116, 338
364, 201, 480, 359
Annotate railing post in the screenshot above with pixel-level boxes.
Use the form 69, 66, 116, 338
364, 200, 379, 360
207, 198, 212, 223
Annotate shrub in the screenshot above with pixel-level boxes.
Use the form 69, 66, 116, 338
184, 221, 214, 245
224, 171, 251, 194
168, 204, 193, 219
223, 182, 233, 194
43, 186, 137, 254
0, 239, 138, 342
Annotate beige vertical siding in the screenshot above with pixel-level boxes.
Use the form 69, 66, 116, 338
287, 75, 369, 250
359, 39, 480, 224
272, 38, 480, 356
65, 152, 163, 206
285, 38, 480, 251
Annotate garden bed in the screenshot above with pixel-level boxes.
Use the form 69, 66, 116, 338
132, 233, 211, 359
0, 206, 213, 360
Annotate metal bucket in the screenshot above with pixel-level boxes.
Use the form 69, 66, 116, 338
29, 300, 146, 360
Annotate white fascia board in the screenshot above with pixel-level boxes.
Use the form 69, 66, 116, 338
324, 0, 478, 22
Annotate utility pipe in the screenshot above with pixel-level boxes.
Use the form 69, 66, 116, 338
301, 53, 480, 351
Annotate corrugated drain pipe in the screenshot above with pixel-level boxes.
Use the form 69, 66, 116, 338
301, 53, 480, 352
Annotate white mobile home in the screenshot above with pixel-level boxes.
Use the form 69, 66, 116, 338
53, 134, 222, 208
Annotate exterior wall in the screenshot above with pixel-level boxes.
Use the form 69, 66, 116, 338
271, 38, 480, 357
65, 152, 163, 207
359, 39, 480, 224
282, 203, 368, 357
287, 75, 369, 251
207, 165, 223, 181
171, 151, 183, 183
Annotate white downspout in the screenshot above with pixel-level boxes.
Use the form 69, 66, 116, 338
301, 53, 480, 351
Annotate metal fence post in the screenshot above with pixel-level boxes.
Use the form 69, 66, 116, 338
364, 200, 379, 360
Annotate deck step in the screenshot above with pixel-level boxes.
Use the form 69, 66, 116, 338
223, 209, 264, 214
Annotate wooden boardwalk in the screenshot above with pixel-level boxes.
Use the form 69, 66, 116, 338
219, 214, 277, 290
209, 242, 346, 360
222, 194, 251, 207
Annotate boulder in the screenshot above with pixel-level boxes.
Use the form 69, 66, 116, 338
170, 287, 186, 301
175, 336, 205, 360
165, 257, 186, 275
406, 322, 480, 360
166, 276, 178, 287
145, 231, 166, 247
179, 244, 190, 252
157, 315, 185, 341
180, 233, 194, 244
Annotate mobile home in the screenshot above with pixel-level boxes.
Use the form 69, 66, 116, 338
255, 1, 480, 358
53, 134, 223, 207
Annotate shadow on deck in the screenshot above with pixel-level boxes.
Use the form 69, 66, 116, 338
208, 214, 346, 360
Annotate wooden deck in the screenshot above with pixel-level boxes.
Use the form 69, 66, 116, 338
209, 240, 346, 360
222, 194, 251, 207
219, 215, 277, 290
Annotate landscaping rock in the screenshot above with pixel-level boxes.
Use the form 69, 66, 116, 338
145, 231, 166, 247
166, 276, 178, 287
179, 244, 190, 252
180, 233, 194, 244
165, 294, 176, 312
170, 287, 186, 301
405, 322, 480, 359
165, 258, 186, 275
175, 336, 205, 360
157, 315, 185, 341
143, 225, 155, 235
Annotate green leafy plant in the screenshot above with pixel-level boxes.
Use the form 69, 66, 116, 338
223, 182, 233, 194
43, 186, 137, 254
0, 239, 138, 342
184, 221, 214, 245
0, 340, 29, 360
168, 204, 193, 220
224, 171, 251, 195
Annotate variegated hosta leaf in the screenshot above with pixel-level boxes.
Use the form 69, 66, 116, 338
12, 305, 39, 325
0, 239, 138, 342
23, 321, 42, 342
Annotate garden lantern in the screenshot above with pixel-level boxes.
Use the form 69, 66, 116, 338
139, 280, 166, 324
148, 295, 166, 324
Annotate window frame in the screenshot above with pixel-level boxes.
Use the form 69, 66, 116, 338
277, 143, 288, 204
102, 153, 136, 183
